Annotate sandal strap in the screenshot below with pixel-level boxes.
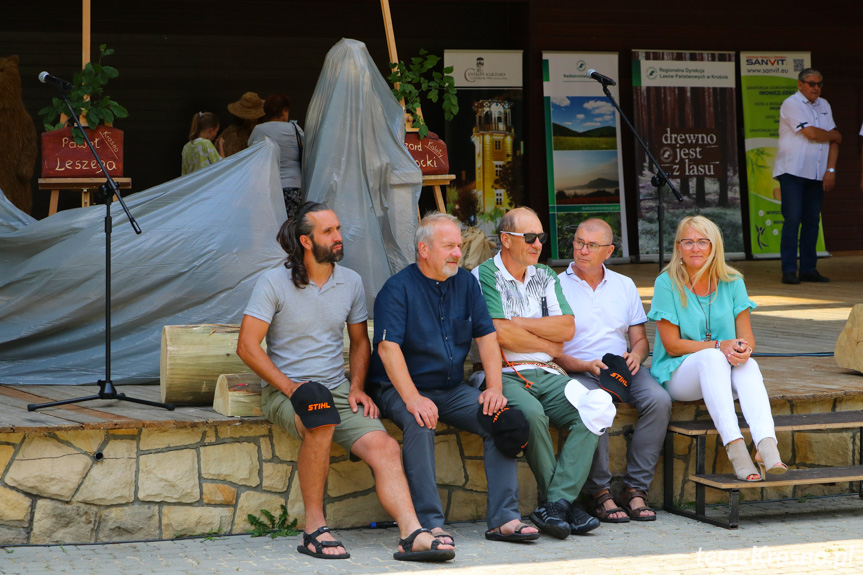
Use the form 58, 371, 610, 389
621, 489, 654, 513
303, 526, 344, 553
398, 527, 431, 552
594, 492, 616, 506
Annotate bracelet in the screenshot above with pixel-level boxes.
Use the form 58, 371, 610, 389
715, 340, 721, 349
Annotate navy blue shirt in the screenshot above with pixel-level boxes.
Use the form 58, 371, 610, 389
369, 264, 495, 391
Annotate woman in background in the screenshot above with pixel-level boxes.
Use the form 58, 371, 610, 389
648, 215, 786, 482
248, 93, 303, 218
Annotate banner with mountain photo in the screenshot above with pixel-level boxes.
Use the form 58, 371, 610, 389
739, 52, 826, 258
542, 52, 628, 263
632, 50, 742, 258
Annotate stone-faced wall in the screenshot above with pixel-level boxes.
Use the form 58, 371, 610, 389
2, 394, 860, 545
0, 420, 541, 545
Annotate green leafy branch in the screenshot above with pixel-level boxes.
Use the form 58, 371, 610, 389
38, 44, 129, 144
387, 49, 458, 139
247, 505, 299, 539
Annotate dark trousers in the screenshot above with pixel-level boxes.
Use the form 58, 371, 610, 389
376, 383, 521, 530
778, 173, 824, 275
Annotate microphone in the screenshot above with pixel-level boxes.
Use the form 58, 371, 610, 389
38, 71, 75, 91
586, 69, 617, 87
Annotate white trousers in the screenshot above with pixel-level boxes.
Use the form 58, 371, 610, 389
667, 349, 776, 446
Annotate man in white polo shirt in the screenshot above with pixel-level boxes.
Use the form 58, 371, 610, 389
555, 218, 671, 523
773, 68, 841, 285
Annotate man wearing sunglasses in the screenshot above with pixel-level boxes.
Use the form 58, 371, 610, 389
774, 68, 841, 285
554, 218, 671, 523
473, 207, 612, 539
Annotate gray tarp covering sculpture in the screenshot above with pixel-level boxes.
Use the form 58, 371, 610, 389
0, 140, 286, 385
304, 38, 421, 314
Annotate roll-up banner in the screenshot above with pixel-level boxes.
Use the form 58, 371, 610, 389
632, 51, 744, 260
739, 52, 826, 258
542, 52, 628, 265
444, 50, 524, 234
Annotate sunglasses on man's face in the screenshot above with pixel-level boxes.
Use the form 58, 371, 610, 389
501, 231, 548, 245
803, 81, 823, 88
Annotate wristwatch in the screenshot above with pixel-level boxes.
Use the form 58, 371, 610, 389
827, 168, 836, 173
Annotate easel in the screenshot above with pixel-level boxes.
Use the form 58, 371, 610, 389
380, 0, 453, 220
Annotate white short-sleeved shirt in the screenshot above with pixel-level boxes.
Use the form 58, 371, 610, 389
773, 91, 836, 181
558, 263, 647, 361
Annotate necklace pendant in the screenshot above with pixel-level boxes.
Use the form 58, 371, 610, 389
703, 332, 712, 342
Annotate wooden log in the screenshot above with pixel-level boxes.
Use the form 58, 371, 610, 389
160, 324, 263, 405
835, 303, 863, 373
212, 374, 263, 417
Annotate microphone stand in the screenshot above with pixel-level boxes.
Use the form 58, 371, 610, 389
599, 82, 683, 272
29, 84, 174, 412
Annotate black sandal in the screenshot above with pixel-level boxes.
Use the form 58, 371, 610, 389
619, 488, 657, 522
296, 526, 350, 559
393, 528, 455, 562
485, 522, 540, 542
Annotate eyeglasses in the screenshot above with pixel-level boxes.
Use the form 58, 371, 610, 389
574, 239, 613, 253
803, 81, 823, 88
678, 238, 711, 250
501, 231, 548, 244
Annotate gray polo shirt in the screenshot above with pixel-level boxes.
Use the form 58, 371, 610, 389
243, 264, 367, 389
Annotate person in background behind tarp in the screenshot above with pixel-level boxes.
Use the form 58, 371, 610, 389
773, 68, 841, 285
237, 202, 453, 563
555, 218, 670, 523
217, 92, 265, 157
181, 112, 224, 175
248, 93, 304, 219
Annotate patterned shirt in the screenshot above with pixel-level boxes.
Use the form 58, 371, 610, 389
473, 252, 573, 370
181, 138, 221, 175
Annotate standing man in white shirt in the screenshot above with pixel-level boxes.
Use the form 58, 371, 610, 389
773, 68, 841, 285
555, 219, 671, 523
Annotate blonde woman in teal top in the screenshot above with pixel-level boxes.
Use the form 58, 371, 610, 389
648, 216, 787, 482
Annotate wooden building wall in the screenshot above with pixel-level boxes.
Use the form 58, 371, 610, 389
3, 0, 861, 253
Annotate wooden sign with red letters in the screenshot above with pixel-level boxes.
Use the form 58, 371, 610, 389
41, 126, 124, 177
404, 131, 449, 175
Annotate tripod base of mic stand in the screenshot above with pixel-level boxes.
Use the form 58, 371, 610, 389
27, 380, 175, 411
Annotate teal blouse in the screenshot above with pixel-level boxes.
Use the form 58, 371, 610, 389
647, 272, 757, 385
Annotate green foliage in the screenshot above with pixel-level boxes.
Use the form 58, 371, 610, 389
388, 49, 458, 139
247, 505, 299, 539
38, 44, 129, 144
451, 187, 479, 225
477, 206, 506, 227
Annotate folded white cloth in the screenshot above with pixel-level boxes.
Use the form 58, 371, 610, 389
564, 379, 616, 435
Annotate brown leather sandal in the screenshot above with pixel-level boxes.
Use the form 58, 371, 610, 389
590, 492, 630, 523
619, 488, 656, 522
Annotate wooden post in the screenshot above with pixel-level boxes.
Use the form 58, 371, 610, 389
82, 0, 91, 67
79, 0, 91, 126
380, 0, 421, 133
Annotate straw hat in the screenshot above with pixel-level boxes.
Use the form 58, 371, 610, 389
227, 92, 265, 120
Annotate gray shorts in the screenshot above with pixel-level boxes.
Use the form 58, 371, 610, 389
262, 381, 386, 455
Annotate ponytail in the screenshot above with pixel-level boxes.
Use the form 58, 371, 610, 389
188, 111, 220, 141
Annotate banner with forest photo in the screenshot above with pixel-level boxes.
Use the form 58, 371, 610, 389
542, 52, 627, 264
632, 50, 742, 258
